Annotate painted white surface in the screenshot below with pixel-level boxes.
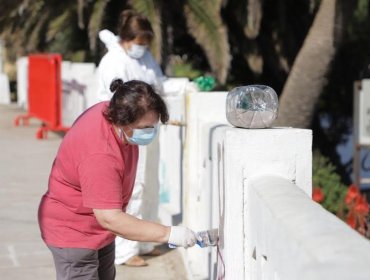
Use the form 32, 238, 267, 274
156, 80, 189, 225
0, 73, 10, 104
246, 175, 370, 280
183, 91, 229, 279
0, 41, 10, 105
158, 125, 184, 225
16, 57, 28, 109
163, 94, 186, 123
162, 77, 189, 97
61, 62, 97, 126
155, 90, 229, 279
212, 127, 312, 280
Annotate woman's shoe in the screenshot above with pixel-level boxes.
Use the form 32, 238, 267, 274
143, 248, 161, 256
124, 255, 148, 267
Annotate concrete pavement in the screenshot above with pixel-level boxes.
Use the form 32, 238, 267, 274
0, 104, 189, 280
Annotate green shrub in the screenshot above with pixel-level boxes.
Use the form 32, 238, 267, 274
172, 63, 202, 79
312, 150, 348, 215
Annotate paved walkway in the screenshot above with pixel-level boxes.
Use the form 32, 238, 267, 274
0, 104, 189, 280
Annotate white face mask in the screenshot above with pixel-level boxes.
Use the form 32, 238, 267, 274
127, 44, 146, 59
119, 125, 158, 145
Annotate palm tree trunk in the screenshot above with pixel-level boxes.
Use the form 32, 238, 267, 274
274, 0, 338, 128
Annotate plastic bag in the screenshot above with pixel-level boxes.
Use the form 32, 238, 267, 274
226, 85, 278, 128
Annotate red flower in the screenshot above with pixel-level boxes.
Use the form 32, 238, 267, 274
346, 213, 356, 229
345, 184, 360, 206
312, 187, 324, 203
354, 195, 369, 216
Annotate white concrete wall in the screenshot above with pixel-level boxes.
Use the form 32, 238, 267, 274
16, 57, 28, 109
154, 79, 189, 226
155, 89, 230, 279
158, 124, 184, 225
0, 73, 10, 104
61, 62, 98, 126
0, 41, 10, 105
246, 175, 370, 280
183, 91, 229, 279
211, 127, 312, 280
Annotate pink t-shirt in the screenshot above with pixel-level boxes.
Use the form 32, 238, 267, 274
38, 102, 138, 250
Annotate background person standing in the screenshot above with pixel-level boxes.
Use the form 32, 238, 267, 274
97, 9, 166, 267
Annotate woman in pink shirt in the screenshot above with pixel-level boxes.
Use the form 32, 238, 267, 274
38, 79, 198, 280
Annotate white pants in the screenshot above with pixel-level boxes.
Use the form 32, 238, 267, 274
115, 142, 159, 265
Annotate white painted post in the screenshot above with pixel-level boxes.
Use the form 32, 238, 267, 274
0, 39, 11, 105
211, 127, 312, 280
16, 57, 29, 109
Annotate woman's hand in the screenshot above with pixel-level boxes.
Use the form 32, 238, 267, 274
168, 226, 198, 248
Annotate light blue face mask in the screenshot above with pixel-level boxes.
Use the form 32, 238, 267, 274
120, 125, 158, 145
127, 44, 146, 59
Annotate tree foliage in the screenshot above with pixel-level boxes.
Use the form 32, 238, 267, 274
1, 0, 370, 183
313, 150, 347, 214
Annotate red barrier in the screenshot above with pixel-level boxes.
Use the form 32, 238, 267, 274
14, 54, 69, 139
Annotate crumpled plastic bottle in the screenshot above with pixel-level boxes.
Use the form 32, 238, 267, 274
226, 85, 278, 128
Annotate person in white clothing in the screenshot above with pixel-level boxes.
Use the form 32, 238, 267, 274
97, 15, 165, 101
97, 9, 165, 267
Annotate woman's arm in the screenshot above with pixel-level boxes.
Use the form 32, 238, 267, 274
93, 208, 170, 243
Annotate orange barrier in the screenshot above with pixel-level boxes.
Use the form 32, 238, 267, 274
14, 54, 69, 139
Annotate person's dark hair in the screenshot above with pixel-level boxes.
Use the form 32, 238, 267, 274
103, 79, 169, 126
117, 10, 154, 43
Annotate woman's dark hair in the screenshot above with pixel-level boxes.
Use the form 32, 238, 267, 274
103, 79, 169, 126
117, 10, 154, 43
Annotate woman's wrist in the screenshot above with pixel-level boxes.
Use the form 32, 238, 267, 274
163, 226, 171, 243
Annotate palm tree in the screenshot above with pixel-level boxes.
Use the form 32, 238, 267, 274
184, 0, 230, 84
274, 0, 356, 128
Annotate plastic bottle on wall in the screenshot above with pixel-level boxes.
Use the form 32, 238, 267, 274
226, 85, 278, 129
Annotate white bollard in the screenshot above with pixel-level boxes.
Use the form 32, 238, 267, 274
16, 57, 29, 109
0, 73, 11, 104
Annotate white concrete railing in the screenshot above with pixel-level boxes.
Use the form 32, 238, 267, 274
174, 99, 370, 279
208, 127, 312, 280
244, 175, 370, 280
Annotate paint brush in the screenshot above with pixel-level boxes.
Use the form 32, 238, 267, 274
196, 228, 219, 248
168, 228, 219, 248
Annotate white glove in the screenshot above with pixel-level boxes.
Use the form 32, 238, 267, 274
168, 226, 198, 248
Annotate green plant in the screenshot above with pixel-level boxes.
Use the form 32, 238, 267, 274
170, 60, 202, 80
312, 150, 347, 215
